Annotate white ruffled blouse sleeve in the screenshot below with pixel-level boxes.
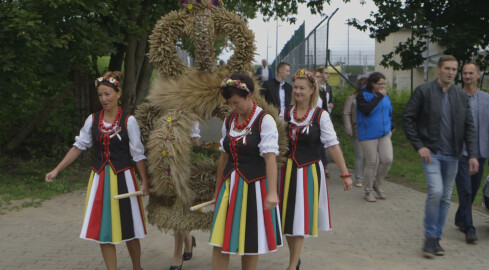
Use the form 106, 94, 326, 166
73, 114, 93, 151
258, 114, 279, 156
320, 110, 339, 148
219, 121, 227, 152
127, 116, 146, 162
190, 121, 201, 138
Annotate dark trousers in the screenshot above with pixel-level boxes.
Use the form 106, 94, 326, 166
454, 157, 486, 233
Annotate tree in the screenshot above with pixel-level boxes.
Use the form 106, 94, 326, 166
0, 0, 333, 153
350, 0, 489, 70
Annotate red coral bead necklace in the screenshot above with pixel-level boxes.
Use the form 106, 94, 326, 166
293, 105, 311, 122
234, 101, 257, 129
99, 106, 122, 132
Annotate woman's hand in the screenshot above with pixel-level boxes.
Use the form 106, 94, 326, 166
45, 170, 58, 182
342, 176, 353, 191
264, 192, 279, 210
140, 180, 149, 196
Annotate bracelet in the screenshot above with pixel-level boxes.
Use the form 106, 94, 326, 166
340, 173, 352, 178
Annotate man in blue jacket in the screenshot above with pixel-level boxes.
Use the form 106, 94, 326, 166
255, 59, 274, 85
403, 55, 479, 258
454, 62, 489, 244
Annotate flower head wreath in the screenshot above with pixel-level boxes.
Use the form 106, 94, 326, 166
95, 76, 120, 88
292, 69, 316, 87
220, 78, 251, 93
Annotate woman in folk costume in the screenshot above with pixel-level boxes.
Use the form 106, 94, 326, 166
209, 73, 282, 270
280, 69, 352, 270
45, 71, 148, 270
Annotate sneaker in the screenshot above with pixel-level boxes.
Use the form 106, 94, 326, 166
422, 237, 436, 258
465, 230, 478, 244
434, 238, 445, 256
355, 181, 363, 187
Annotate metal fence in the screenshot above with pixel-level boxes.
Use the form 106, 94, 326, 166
273, 16, 375, 86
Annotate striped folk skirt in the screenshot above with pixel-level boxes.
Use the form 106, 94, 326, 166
80, 164, 147, 244
209, 171, 283, 255
279, 158, 331, 237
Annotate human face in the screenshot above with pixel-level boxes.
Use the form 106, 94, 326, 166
97, 84, 121, 111
226, 94, 253, 116
462, 63, 480, 87
437, 60, 458, 86
262, 59, 267, 67
322, 69, 330, 82
372, 78, 386, 92
277, 65, 290, 81
314, 72, 324, 85
293, 79, 314, 106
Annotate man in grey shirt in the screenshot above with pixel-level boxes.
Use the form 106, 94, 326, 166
454, 62, 489, 244
403, 55, 479, 258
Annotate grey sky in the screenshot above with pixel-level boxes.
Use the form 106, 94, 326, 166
219, 0, 377, 65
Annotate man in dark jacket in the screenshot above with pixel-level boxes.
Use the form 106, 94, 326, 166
454, 62, 489, 244
403, 55, 479, 258
260, 62, 291, 116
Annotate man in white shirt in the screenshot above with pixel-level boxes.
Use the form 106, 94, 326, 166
260, 62, 291, 117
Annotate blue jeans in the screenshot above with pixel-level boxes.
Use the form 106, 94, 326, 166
454, 157, 486, 233
421, 152, 459, 238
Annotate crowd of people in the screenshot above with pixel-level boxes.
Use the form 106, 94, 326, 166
44, 54, 487, 269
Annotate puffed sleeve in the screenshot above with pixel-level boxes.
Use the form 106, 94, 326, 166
219, 121, 227, 152
258, 114, 279, 156
127, 116, 146, 162
320, 111, 339, 148
73, 114, 93, 150
190, 121, 201, 138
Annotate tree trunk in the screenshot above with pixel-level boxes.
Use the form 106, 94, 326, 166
74, 66, 91, 124
109, 43, 126, 72
122, 33, 150, 113
4, 86, 72, 152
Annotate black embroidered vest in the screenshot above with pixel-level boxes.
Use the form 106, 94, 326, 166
285, 106, 324, 167
222, 110, 267, 183
91, 111, 133, 174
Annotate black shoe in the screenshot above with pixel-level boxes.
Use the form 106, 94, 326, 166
466, 230, 478, 244
182, 236, 196, 261
422, 237, 436, 258
434, 238, 445, 256
169, 263, 182, 270
296, 258, 301, 270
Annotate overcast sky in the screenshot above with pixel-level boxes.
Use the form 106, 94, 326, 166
219, 0, 378, 65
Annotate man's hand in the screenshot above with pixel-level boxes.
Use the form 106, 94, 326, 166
418, 147, 431, 163
469, 158, 480, 176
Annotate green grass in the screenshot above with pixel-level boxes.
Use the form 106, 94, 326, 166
331, 87, 489, 206
0, 156, 90, 214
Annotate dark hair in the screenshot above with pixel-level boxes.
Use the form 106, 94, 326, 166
437, 55, 458, 68
221, 73, 254, 100
463, 61, 480, 72
314, 67, 324, 74
276, 62, 290, 72
355, 77, 368, 94
366, 72, 386, 92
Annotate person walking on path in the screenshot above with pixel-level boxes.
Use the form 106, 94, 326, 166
260, 62, 292, 117
280, 69, 352, 270
343, 77, 368, 187
45, 71, 149, 270
255, 59, 274, 85
167, 121, 200, 270
314, 67, 334, 115
454, 62, 489, 244
356, 72, 393, 202
209, 73, 282, 270
403, 55, 479, 258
